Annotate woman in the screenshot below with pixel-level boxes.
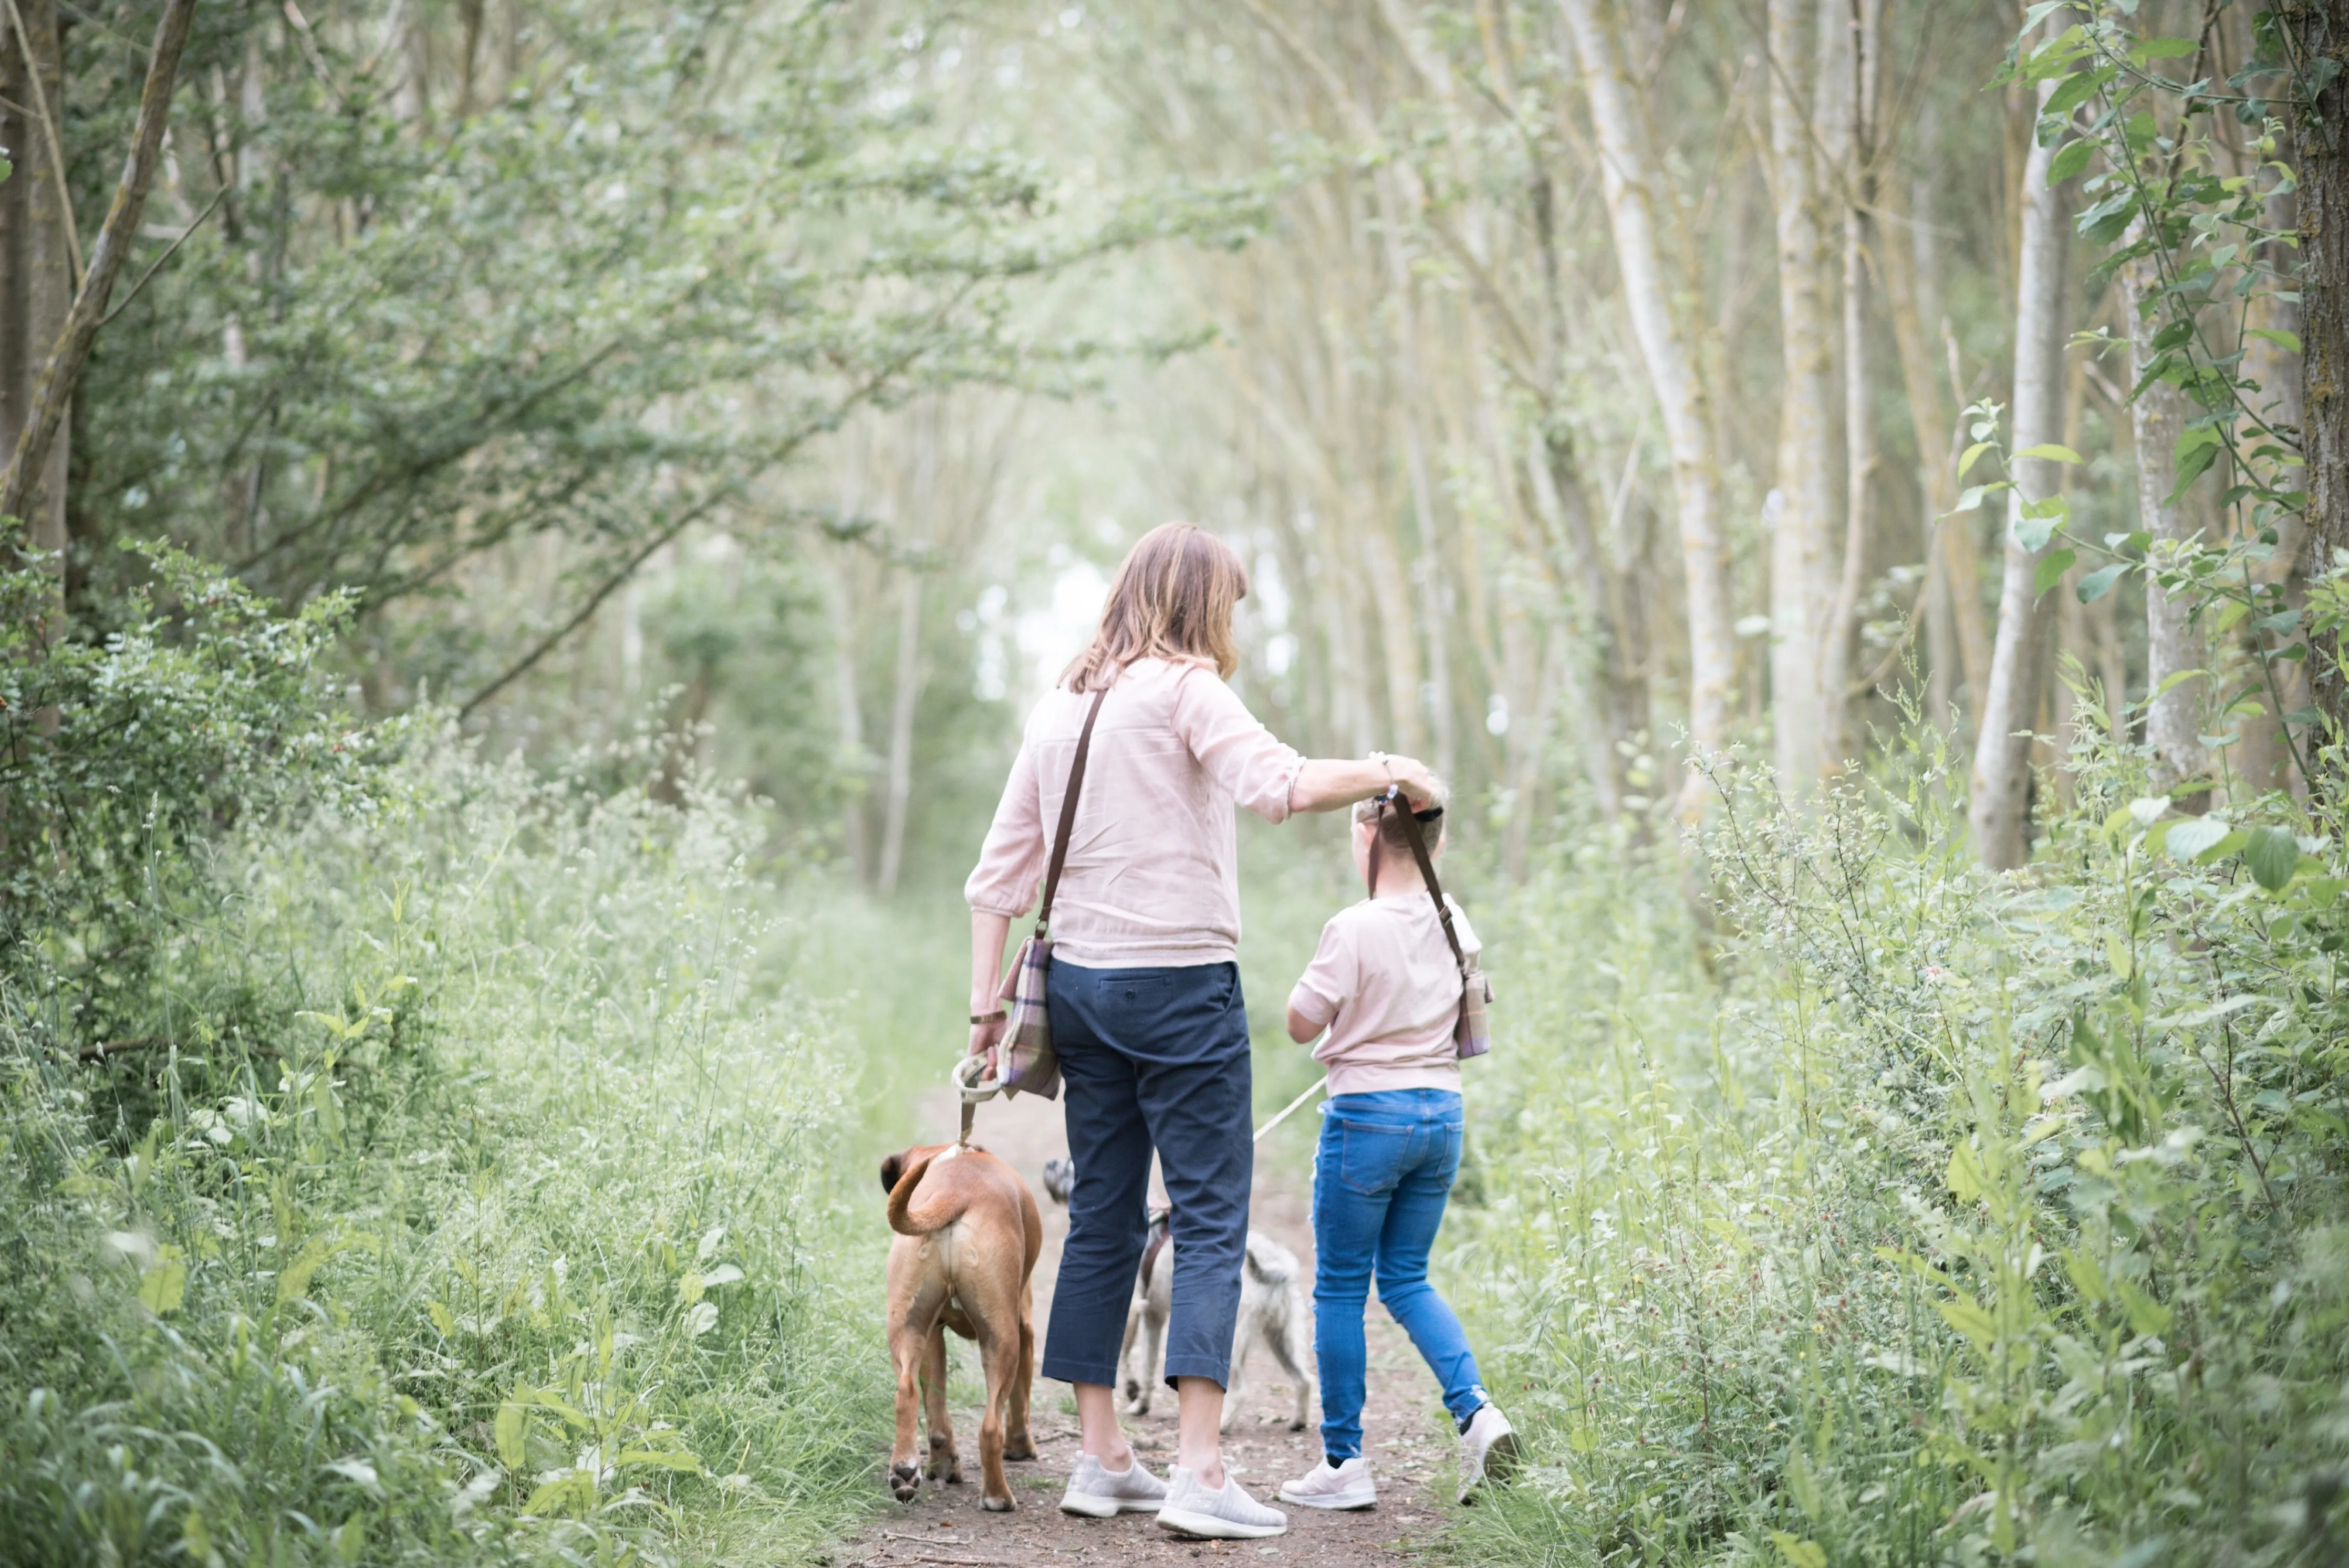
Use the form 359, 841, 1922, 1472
964, 523, 1439, 1542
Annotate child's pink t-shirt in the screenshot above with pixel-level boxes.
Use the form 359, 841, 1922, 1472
1287, 894, 1480, 1096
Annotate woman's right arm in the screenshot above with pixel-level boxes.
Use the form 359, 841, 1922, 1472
1289, 754, 1443, 814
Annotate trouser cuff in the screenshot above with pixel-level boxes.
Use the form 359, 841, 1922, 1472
1160, 1355, 1230, 1390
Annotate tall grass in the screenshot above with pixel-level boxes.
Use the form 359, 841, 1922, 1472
1447, 724, 2349, 1565
0, 726, 891, 1565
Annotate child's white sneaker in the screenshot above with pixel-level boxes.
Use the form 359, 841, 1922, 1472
1457, 1403, 1519, 1503
1279, 1455, 1376, 1510
1059, 1453, 1168, 1516
1156, 1466, 1288, 1538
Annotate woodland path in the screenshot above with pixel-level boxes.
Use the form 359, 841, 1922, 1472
829, 1083, 1459, 1566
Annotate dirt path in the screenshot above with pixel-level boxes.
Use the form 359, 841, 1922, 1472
830, 1087, 1459, 1566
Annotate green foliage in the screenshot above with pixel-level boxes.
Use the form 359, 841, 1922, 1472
1447, 723, 2349, 1565
0, 726, 888, 1565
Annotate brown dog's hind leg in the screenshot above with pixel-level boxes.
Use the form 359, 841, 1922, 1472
921, 1323, 961, 1484
975, 1325, 1022, 1511
889, 1323, 927, 1502
1002, 1292, 1037, 1462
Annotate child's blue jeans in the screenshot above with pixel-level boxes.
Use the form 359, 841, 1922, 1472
1311, 1086, 1487, 1461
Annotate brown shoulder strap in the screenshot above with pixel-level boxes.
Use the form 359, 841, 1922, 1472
1035, 686, 1110, 937
1395, 803, 1469, 973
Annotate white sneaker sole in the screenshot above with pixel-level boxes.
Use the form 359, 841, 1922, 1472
1157, 1504, 1287, 1539
1276, 1483, 1376, 1511
1059, 1491, 1164, 1517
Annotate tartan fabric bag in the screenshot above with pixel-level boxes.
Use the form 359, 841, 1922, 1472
1389, 795, 1495, 1061
994, 686, 1110, 1100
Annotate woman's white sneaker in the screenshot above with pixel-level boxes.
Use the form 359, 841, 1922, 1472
1457, 1403, 1520, 1503
1156, 1467, 1288, 1539
1278, 1456, 1377, 1510
1059, 1453, 1169, 1517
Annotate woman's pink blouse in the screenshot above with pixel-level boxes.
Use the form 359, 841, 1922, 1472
964, 658, 1306, 968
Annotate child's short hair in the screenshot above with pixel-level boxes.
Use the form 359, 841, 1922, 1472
1354, 793, 1447, 854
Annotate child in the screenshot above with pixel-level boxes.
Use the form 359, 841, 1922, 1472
1276, 791, 1514, 1512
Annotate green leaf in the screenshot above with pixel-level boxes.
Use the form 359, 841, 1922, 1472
495, 1401, 530, 1471
2164, 816, 2230, 861
1959, 440, 1996, 477
2168, 439, 2222, 505
2246, 825, 2300, 891
1947, 1143, 1987, 1203
2015, 514, 2062, 554
2246, 327, 2303, 354
1937, 1295, 1998, 1351
523, 1472, 597, 1518
2047, 136, 2097, 183
2077, 562, 2127, 602
2132, 36, 2201, 61
1771, 1533, 1829, 1568
138, 1251, 187, 1316
2036, 547, 2078, 597
2114, 1279, 2172, 1337
2044, 68, 2110, 117
1951, 482, 2008, 514
2017, 442, 2085, 465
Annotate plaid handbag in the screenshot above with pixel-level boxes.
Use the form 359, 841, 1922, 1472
1390, 795, 1495, 1061
994, 686, 1110, 1099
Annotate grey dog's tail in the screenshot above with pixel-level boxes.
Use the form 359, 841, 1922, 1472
1244, 1238, 1298, 1287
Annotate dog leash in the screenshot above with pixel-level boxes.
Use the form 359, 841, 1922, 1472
953, 1056, 1326, 1147
951, 1053, 1002, 1149
1253, 1075, 1329, 1142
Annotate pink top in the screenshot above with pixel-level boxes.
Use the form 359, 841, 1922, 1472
1287, 894, 1481, 1096
965, 657, 1307, 969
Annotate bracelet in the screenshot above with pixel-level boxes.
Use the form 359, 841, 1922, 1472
1370, 751, 1395, 788
969, 1010, 1006, 1025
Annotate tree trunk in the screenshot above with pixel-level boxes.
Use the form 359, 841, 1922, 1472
2292, 1, 2349, 732
1557, 0, 1735, 802
1, 0, 200, 533
2118, 229, 2212, 789
1822, 0, 1881, 766
1764, 0, 1842, 792
1969, 74, 2071, 869
0, 0, 72, 564
876, 567, 923, 898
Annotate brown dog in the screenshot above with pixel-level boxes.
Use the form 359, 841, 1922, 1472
879, 1143, 1043, 1511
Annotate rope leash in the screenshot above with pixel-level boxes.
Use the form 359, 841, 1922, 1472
1252, 1074, 1329, 1143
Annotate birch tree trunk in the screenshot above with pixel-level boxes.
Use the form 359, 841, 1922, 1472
1557, 0, 1735, 795
1969, 74, 2071, 869
876, 568, 923, 897
2118, 229, 2211, 789
1821, 0, 1881, 767
0, 0, 74, 563
1765, 0, 1842, 791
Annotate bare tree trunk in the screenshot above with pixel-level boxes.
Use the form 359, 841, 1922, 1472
1558, 0, 1735, 801
1969, 72, 2071, 869
1765, 0, 1841, 792
2118, 229, 2212, 790
2238, 167, 2311, 797
876, 567, 923, 897
1822, 0, 1881, 766
0, 0, 74, 565
2290, 0, 2349, 734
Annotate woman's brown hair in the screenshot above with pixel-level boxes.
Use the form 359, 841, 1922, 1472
1062, 523, 1249, 693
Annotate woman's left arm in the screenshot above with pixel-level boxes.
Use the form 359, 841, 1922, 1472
1173, 668, 1444, 818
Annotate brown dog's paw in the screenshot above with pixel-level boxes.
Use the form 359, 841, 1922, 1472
1003, 1433, 1037, 1462
982, 1493, 1016, 1513
889, 1462, 921, 1502
928, 1458, 962, 1484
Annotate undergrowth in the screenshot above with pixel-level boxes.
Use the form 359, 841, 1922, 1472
0, 559, 892, 1566
1447, 718, 2349, 1567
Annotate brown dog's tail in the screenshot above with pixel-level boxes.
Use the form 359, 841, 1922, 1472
886, 1152, 966, 1237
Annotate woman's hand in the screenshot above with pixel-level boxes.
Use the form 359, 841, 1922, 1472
969, 1011, 1007, 1068
1383, 754, 1446, 812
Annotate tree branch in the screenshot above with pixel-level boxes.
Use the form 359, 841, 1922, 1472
0, 0, 198, 525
